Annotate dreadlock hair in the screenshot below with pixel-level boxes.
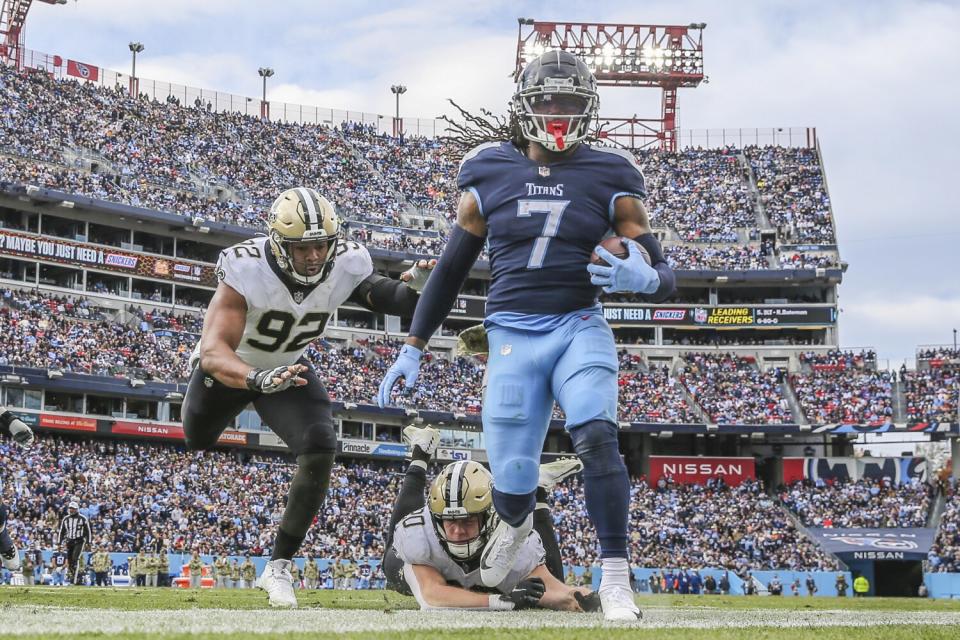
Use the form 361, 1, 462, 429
439, 99, 605, 156
438, 100, 524, 155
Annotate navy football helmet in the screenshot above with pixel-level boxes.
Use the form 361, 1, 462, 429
512, 50, 599, 152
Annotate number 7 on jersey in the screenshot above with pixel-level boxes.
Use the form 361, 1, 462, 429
516, 199, 570, 269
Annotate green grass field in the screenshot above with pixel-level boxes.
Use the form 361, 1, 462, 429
2, 587, 959, 640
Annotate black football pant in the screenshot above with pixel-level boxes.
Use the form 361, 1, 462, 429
182, 359, 336, 456
182, 361, 338, 561
65, 539, 85, 585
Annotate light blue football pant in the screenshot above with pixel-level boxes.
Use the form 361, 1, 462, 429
482, 312, 619, 495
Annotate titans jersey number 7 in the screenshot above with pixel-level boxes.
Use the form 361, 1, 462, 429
457, 141, 646, 316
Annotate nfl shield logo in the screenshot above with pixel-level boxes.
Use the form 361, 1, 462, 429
500, 344, 512, 356
293, 291, 304, 304
538, 166, 550, 177
694, 308, 708, 324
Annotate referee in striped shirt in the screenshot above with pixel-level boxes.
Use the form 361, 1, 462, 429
57, 501, 92, 585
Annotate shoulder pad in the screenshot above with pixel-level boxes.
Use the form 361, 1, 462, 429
592, 146, 645, 176
458, 141, 503, 171
335, 240, 374, 278
391, 508, 432, 564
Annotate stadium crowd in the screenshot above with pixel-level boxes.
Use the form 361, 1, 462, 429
639, 147, 756, 243
550, 476, 838, 571
0, 66, 843, 271
2, 288, 959, 429
746, 146, 836, 244
902, 362, 959, 426
780, 478, 932, 528
791, 349, 893, 425
679, 353, 794, 425
2, 432, 852, 575
928, 481, 960, 573
0, 434, 397, 562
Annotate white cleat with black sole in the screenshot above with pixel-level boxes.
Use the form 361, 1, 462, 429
256, 559, 298, 608
537, 457, 584, 491
599, 584, 642, 621
479, 513, 533, 588
402, 425, 440, 459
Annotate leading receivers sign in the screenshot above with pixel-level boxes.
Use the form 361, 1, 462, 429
378, 50, 676, 621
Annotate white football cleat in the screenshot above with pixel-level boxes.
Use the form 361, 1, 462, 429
479, 513, 533, 588
538, 457, 584, 491
599, 584, 642, 621
403, 425, 440, 460
256, 559, 298, 608
1, 547, 21, 572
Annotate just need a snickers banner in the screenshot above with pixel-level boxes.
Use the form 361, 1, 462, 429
0, 229, 217, 288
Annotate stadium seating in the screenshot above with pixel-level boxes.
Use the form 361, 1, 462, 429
2, 432, 847, 572
550, 476, 838, 571
780, 479, 932, 528
929, 482, 960, 573
680, 353, 794, 424
0, 66, 841, 270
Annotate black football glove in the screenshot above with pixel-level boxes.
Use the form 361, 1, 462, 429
574, 590, 602, 612
500, 577, 546, 610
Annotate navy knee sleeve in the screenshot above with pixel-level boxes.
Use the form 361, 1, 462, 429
492, 488, 536, 527
570, 419, 629, 558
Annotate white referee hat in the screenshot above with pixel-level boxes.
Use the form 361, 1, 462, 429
68, 501, 79, 510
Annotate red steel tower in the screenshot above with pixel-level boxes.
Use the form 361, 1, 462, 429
0, 0, 65, 69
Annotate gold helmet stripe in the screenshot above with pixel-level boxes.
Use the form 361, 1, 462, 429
295, 187, 320, 231
447, 460, 468, 510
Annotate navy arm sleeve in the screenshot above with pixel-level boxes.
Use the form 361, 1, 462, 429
409, 225, 485, 342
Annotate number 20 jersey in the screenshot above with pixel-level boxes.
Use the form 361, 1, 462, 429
204, 236, 373, 370
457, 141, 646, 316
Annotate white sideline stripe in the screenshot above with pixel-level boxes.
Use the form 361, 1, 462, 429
0, 605, 959, 634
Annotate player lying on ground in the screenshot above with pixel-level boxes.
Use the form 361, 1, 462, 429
183, 187, 434, 608
378, 50, 674, 621
1, 407, 33, 577
381, 425, 600, 612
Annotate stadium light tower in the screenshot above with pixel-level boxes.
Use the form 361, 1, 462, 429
128, 42, 144, 97
258, 67, 274, 120
515, 19, 706, 151
391, 84, 407, 137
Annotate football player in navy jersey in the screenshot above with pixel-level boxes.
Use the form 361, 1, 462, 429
378, 50, 675, 621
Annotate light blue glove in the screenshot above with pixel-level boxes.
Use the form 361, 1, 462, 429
377, 344, 423, 408
586, 239, 660, 294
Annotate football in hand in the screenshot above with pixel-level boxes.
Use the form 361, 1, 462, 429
590, 236, 650, 267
